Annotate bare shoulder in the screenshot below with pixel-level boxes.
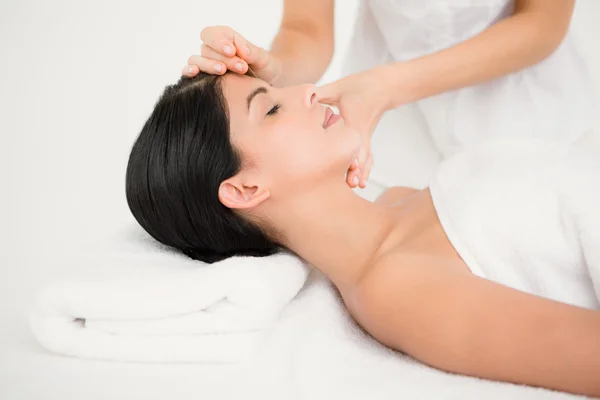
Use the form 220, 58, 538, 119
346, 250, 478, 360
347, 251, 446, 333
350, 250, 449, 313
375, 187, 420, 206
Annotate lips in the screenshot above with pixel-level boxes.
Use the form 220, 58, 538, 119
323, 107, 341, 128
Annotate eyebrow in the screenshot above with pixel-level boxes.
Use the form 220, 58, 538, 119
246, 86, 268, 112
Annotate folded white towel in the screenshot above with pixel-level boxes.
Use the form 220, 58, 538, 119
28, 223, 311, 363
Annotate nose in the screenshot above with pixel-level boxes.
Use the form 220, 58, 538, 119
302, 84, 318, 109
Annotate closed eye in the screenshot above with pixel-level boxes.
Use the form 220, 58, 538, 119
266, 104, 281, 116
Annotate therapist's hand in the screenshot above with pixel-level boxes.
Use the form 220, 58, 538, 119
345, 131, 373, 189
183, 26, 282, 86
316, 67, 389, 188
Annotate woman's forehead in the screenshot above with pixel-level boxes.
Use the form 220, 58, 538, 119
222, 73, 272, 120
222, 73, 263, 101
221, 73, 265, 138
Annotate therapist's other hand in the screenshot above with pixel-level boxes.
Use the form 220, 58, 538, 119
183, 26, 282, 85
316, 68, 388, 188
316, 67, 389, 138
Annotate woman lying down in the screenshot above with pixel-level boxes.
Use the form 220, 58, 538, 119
125, 71, 600, 397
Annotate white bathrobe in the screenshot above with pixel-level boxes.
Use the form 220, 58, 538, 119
429, 137, 600, 309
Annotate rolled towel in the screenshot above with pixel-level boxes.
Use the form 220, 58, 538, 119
28, 222, 312, 363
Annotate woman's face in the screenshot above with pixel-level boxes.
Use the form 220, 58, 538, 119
220, 73, 361, 199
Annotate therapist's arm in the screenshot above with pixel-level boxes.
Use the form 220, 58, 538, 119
352, 255, 600, 398
269, 0, 335, 86
381, 0, 577, 110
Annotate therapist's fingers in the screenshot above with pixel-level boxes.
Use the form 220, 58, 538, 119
359, 153, 373, 189
347, 168, 360, 188
185, 55, 227, 75
345, 158, 360, 188
200, 25, 238, 57
200, 44, 249, 74
232, 34, 270, 68
315, 82, 340, 105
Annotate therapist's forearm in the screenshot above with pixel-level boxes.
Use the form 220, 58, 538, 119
381, 6, 574, 110
269, 27, 333, 87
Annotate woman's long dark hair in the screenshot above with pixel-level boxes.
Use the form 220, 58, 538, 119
125, 72, 280, 263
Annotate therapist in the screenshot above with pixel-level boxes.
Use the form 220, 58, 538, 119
183, 0, 595, 189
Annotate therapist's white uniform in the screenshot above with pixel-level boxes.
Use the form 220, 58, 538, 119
342, 0, 597, 190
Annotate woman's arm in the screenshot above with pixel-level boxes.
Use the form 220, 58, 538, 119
269, 0, 335, 86
352, 253, 600, 397
381, 0, 577, 110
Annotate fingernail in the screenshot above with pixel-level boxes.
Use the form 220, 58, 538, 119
187, 66, 193, 74
235, 62, 244, 72
243, 45, 251, 55
223, 45, 234, 55
352, 176, 359, 186
213, 64, 223, 73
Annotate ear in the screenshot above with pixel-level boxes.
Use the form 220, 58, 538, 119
218, 176, 271, 210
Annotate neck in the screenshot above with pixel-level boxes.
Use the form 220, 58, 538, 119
265, 182, 394, 291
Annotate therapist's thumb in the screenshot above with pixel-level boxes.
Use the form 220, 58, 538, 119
315, 82, 340, 105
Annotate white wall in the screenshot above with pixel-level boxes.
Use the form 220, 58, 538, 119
0, 0, 362, 310
0, 0, 598, 338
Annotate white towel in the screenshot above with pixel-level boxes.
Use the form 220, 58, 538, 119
27, 223, 312, 363
429, 137, 600, 309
